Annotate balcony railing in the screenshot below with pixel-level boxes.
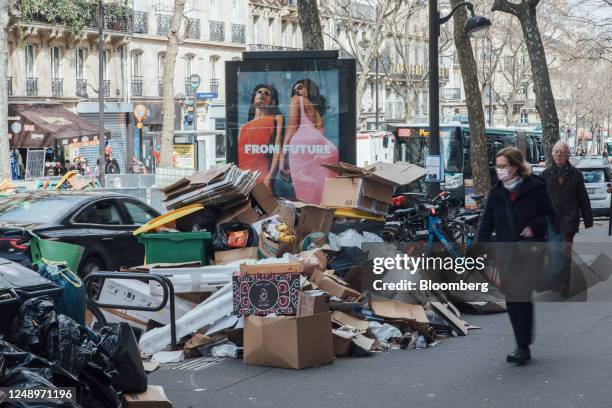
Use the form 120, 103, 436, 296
102, 80, 110, 97
185, 78, 195, 96
185, 18, 200, 39
210, 78, 219, 94
231, 24, 246, 44
26, 77, 38, 96
131, 76, 143, 96
209, 21, 225, 42
51, 78, 63, 97
25, 6, 133, 33
158, 77, 164, 97
7, 77, 12, 96
133, 11, 148, 34
247, 44, 300, 51
157, 14, 172, 37
76, 79, 87, 97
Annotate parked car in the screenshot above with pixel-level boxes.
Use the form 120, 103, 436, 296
575, 164, 612, 217
0, 191, 160, 275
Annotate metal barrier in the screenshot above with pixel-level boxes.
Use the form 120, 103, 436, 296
104, 174, 157, 188
83, 272, 178, 350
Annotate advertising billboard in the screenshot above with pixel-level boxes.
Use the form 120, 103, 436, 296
226, 52, 356, 204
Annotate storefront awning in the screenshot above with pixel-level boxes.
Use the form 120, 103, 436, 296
9, 104, 109, 148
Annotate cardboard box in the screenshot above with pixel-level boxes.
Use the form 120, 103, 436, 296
320, 177, 390, 215
123, 385, 172, 408
214, 247, 259, 265
297, 291, 330, 316
98, 279, 195, 326
232, 272, 300, 316
332, 329, 354, 357
239, 262, 303, 275
312, 271, 362, 301
251, 183, 280, 215
332, 311, 369, 332
370, 299, 428, 325
243, 313, 334, 369
258, 230, 296, 259
294, 203, 334, 240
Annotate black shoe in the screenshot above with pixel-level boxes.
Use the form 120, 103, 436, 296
506, 347, 531, 364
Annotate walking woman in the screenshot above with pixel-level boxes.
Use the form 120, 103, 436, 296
478, 147, 556, 364
237, 84, 284, 189
278, 79, 339, 204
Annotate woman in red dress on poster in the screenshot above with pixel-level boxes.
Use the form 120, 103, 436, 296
238, 84, 283, 188
278, 79, 339, 204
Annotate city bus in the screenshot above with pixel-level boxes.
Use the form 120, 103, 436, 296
386, 123, 544, 204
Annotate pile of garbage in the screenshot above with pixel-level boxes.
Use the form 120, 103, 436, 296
98, 161, 479, 371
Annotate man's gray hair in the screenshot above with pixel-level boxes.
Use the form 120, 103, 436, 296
553, 140, 569, 152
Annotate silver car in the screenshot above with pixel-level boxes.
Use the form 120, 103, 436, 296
575, 164, 612, 217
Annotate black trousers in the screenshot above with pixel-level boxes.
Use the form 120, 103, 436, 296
506, 301, 534, 348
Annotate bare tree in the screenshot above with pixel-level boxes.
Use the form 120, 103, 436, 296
450, 0, 490, 195
492, 0, 560, 166
322, 0, 402, 129
159, 0, 186, 168
298, 0, 325, 50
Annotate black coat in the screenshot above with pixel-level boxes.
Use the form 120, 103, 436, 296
541, 165, 593, 234
478, 175, 556, 243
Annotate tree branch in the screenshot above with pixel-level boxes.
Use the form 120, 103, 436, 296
491, 0, 522, 16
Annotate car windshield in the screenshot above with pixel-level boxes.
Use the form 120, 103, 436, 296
580, 169, 605, 184
0, 195, 82, 224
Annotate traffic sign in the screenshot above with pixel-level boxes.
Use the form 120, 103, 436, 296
189, 74, 201, 89
133, 103, 148, 122
196, 92, 218, 100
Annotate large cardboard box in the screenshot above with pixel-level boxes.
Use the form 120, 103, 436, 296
257, 230, 296, 259
294, 203, 335, 241
123, 385, 172, 408
311, 271, 362, 301
320, 177, 390, 216
243, 313, 334, 369
297, 291, 330, 316
232, 272, 300, 316
98, 279, 195, 326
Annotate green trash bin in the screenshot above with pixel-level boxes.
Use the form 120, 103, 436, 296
138, 231, 212, 265
29, 234, 85, 273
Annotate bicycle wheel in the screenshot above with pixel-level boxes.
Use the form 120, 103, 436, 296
85, 298, 107, 330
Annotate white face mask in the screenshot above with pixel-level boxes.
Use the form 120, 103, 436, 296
496, 168, 515, 182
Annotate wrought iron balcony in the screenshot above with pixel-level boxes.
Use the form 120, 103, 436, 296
7, 77, 12, 96
185, 18, 200, 39
88, 7, 133, 32
131, 76, 143, 97
185, 78, 196, 96
26, 77, 38, 96
76, 79, 87, 97
210, 78, 219, 94
158, 77, 164, 97
231, 24, 246, 44
157, 14, 172, 37
209, 21, 225, 42
51, 78, 63, 97
133, 11, 148, 34
102, 80, 110, 97
247, 44, 300, 51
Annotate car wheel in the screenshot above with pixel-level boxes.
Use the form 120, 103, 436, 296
81, 256, 105, 299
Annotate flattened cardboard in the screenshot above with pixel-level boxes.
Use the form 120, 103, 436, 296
217, 201, 261, 225
214, 247, 259, 265
251, 183, 280, 215
293, 203, 335, 239
243, 313, 334, 369
430, 302, 468, 336
322, 161, 426, 187
297, 291, 330, 316
332, 311, 369, 332
123, 385, 172, 408
239, 262, 303, 275
313, 272, 362, 301
232, 272, 300, 316
320, 177, 389, 216
370, 300, 428, 324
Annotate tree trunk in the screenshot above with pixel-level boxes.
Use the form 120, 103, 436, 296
518, 6, 559, 165
356, 73, 369, 130
505, 98, 514, 126
159, 0, 185, 168
0, 1, 11, 181
450, 0, 490, 196
297, 0, 324, 50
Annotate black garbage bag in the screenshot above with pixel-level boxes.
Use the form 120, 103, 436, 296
212, 221, 258, 251
97, 323, 147, 393
329, 247, 367, 278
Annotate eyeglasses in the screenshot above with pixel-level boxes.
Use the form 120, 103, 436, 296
553, 150, 569, 154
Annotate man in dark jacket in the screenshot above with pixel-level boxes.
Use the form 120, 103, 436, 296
541, 141, 593, 293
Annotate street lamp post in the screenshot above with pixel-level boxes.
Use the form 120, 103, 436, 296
98, 0, 105, 183
428, 0, 491, 197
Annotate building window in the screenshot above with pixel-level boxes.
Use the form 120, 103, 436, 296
132, 51, 142, 77
520, 111, 529, 124
51, 47, 60, 78
76, 48, 86, 79
253, 15, 260, 44
232, 0, 239, 21
268, 18, 275, 45
25, 44, 35, 77
292, 23, 298, 48
210, 0, 217, 20
158, 52, 166, 78
282, 20, 288, 47
185, 55, 193, 78
102, 49, 110, 80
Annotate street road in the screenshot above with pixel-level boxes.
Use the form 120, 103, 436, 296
150, 220, 612, 408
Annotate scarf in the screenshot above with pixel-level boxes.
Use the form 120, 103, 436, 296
552, 162, 570, 178
503, 176, 523, 192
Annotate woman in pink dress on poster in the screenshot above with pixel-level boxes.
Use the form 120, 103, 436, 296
278, 79, 339, 204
